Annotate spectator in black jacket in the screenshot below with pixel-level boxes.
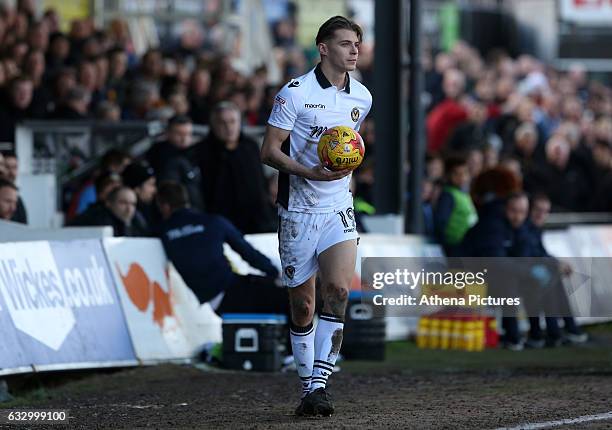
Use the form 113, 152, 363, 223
461, 198, 514, 258
461, 190, 530, 350
69, 171, 122, 226
589, 139, 612, 212
24, 50, 52, 117
70, 177, 148, 237
510, 122, 544, 172
460, 167, 522, 257
156, 181, 287, 317
0, 76, 38, 143
517, 194, 588, 347
188, 68, 211, 125
459, 193, 512, 336
524, 135, 590, 211
103, 186, 149, 236
147, 114, 204, 210
199, 101, 275, 233
49, 84, 90, 120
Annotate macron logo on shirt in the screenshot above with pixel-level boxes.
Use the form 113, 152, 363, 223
305, 103, 326, 109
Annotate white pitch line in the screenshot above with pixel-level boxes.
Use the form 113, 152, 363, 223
495, 411, 612, 430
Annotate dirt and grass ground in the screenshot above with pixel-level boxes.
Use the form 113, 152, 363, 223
2, 324, 612, 429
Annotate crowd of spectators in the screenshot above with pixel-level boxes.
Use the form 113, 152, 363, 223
419, 42, 612, 349
0, 1, 315, 231
0, 1, 610, 240
422, 42, 612, 220
0, 1, 321, 141
419, 40, 612, 263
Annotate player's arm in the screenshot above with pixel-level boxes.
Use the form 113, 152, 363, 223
261, 125, 350, 181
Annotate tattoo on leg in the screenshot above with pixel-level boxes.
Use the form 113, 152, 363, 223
327, 297, 345, 316
291, 296, 312, 323
326, 287, 348, 316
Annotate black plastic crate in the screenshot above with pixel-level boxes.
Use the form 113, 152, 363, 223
342, 292, 386, 361
222, 314, 287, 372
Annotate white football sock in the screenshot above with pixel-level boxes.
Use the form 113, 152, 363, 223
310, 313, 344, 391
290, 322, 315, 398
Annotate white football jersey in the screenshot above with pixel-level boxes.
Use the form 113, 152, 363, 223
268, 64, 372, 213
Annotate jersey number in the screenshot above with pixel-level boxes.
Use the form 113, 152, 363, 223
337, 207, 355, 229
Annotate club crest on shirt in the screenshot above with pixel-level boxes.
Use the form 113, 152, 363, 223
285, 265, 295, 279
351, 107, 360, 122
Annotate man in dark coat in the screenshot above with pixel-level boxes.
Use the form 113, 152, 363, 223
524, 135, 589, 212
0, 77, 41, 143
48, 85, 91, 120
71, 182, 149, 237
146, 114, 204, 211
461, 192, 531, 349
199, 101, 275, 234
515, 193, 588, 347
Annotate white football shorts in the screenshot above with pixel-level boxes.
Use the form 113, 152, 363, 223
278, 204, 359, 287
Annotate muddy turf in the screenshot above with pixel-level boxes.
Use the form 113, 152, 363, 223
2, 328, 612, 429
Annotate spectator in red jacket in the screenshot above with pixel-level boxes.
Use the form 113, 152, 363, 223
426, 69, 469, 153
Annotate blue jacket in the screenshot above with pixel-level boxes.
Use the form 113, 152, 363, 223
460, 200, 516, 257
158, 208, 279, 303
511, 219, 549, 258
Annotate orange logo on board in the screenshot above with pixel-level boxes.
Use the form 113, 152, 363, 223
116, 262, 173, 328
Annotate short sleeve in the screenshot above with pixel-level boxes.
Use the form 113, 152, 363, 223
356, 90, 373, 131
267, 83, 301, 131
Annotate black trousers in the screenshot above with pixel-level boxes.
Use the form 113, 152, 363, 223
216, 275, 290, 319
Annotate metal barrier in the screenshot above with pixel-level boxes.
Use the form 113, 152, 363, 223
16, 120, 163, 176
545, 213, 612, 230
16, 121, 266, 179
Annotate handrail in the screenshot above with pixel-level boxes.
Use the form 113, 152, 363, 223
20, 119, 163, 133
545, 212, 612, 229
23, 122, 266, 189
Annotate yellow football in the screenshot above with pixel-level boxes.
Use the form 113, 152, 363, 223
317, 125, 365, 171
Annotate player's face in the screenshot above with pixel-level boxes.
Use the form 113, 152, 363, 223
321, 29, 360, 72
